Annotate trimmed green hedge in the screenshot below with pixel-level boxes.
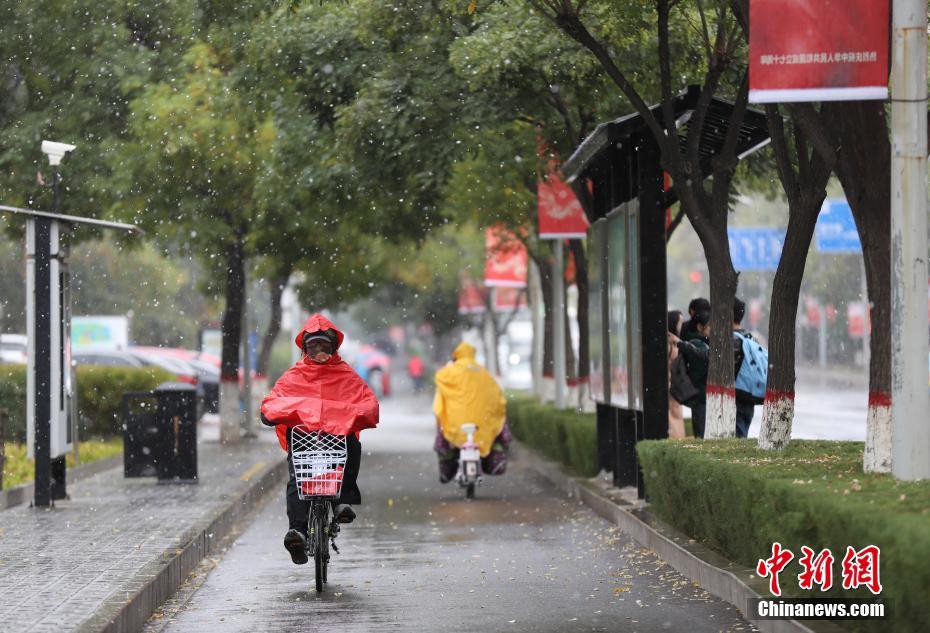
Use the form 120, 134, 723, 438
0, 364, 172, 440
506, 393, 598, 477
637, 439, 930, 632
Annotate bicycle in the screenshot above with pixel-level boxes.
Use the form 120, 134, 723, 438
291, 427, 349, 593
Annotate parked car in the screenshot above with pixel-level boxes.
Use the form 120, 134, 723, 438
0, 334, 28, 364
73, 348, 208, 413
131, 347, 219, 413
72, 349, 145, 368
128, 347, 200, 384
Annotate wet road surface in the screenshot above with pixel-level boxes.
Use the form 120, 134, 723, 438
150, 395, 754, 633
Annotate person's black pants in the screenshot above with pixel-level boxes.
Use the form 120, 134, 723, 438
286, 432, 362, 533
690, 402, 706, 439
735, 402, 755, 438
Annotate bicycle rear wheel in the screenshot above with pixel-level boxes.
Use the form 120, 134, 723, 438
321, 512, 330, 585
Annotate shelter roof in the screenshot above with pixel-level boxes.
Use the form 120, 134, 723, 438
562, 86, 770, 206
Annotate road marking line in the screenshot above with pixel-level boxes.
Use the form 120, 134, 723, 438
239, 461, 267, 482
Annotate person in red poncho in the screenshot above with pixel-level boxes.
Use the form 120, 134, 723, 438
260, 314, 379, 565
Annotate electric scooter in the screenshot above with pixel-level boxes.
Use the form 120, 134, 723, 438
456, 423, 482, 499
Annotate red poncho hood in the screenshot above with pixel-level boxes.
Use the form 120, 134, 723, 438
262, 314, 379, 451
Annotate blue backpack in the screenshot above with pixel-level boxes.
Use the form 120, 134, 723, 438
734, 331, 767, 404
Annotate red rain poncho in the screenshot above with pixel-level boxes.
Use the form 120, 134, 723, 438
261, 314, 379, 451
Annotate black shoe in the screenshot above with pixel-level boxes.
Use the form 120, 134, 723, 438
334, 504, 356, 524
284, 529, 308, 565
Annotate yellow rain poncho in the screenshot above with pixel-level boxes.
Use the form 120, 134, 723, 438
433, 342, 506, 457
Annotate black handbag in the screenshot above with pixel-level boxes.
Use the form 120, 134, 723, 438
669, 355, 700, 405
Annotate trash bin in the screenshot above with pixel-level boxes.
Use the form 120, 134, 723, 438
122, 392, 160, 478
154, 382, 198, 483
201, 379, 219, 414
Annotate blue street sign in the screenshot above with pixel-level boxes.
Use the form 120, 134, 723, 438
728, 227, 786, 272
815, 198, 861, 253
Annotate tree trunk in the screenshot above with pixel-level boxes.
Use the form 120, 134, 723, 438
569, 238, 590, 381
256, 268, 290, 377
221, 239, 245, 380
557, 241, 577, 383
703, 242, 739, 439
220, 237, 245, 444
758, 197, 822, 449
824, 101, 892, 472
536, 253, 554, 378
758, 104, 833, 451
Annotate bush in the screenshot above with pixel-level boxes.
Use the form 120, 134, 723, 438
506, 393, 598, 477
75, 365, 173, 436
2, 437, 122, 489
0, 364, 172, 440
0, 364, 27, 442
637, 439, 930, 632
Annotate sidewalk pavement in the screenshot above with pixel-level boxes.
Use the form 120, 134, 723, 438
0, 427, 286, 633
514, 441, 846, 633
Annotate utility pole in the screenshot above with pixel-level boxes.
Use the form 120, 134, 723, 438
890, 0, 930, 480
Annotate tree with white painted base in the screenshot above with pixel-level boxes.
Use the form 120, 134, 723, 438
756, 104, 833, 451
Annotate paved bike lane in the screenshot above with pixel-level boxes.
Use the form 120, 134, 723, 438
149, 396, 754, 633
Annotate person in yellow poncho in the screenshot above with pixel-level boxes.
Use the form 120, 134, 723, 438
432, 341, 512, 483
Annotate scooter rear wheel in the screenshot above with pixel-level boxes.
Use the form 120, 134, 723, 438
466, 481, 476, 499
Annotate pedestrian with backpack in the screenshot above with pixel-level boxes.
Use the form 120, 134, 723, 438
732, 298, 768, 437
668, 308, 711, 438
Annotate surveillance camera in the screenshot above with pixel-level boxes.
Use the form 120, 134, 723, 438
41, 140, 77, 166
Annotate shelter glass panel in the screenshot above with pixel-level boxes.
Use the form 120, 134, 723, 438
607, 208, 629, 407
626, 202, 643, 411
588, 219, 607, 403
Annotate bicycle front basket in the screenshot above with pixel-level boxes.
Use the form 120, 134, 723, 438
291, 427, 349, 500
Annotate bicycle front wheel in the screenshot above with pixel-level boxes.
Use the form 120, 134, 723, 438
313, 504, 328, 592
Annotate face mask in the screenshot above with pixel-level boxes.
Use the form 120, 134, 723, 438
305, 339, 334, 363
310, 350, 332, 363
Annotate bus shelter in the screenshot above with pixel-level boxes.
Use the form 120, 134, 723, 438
561, 86, 768, 497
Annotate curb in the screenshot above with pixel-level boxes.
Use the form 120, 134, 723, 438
74, 453, 288, 633
0, 453, 124, 511
514, 441, 847, 633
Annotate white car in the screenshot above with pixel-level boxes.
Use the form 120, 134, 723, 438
0, 334, 28, 364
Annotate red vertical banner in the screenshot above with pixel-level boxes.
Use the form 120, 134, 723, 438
484, 226, 528, 288
458, 275, 487, 315
848, 302, 867, 338
494, 287, 527, 312
749, 0, 889, 103
749, 298, 763, 329
805, 297, 821, 326
538, 175, 589, 239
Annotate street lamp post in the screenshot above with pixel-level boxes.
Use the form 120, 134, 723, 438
33, 140, 75, 506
